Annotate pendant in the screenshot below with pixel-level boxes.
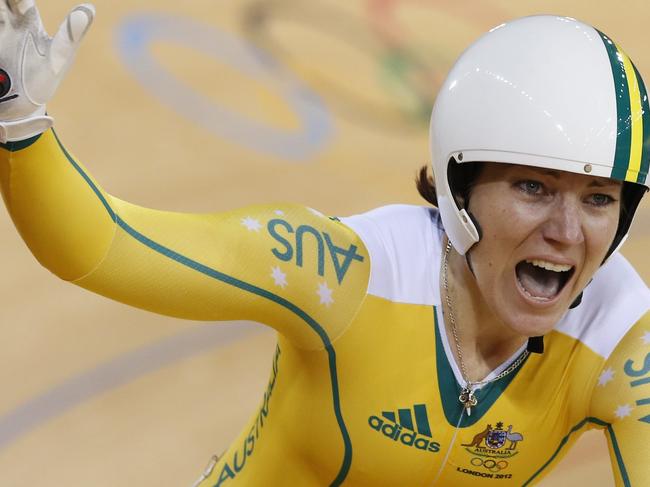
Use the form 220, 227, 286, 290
459, 386, 478, 416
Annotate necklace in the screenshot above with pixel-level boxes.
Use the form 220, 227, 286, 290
442, 239, 529, 416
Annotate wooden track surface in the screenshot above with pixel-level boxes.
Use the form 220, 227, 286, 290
1, 1, 648, 485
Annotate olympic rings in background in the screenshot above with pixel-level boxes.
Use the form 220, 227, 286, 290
115, 13, 333, 162
114, 2, 511, 154
471, 457, 509, 472
243, 0, 507, 132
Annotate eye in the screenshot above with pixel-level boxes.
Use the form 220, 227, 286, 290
516, 180, 545, 195
586, 193, 616, 207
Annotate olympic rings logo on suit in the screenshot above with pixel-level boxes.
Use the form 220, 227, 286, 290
471, 457, 509, 472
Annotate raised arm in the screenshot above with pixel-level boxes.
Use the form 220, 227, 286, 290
0, 2, 370, 350
589, 311, 650, 485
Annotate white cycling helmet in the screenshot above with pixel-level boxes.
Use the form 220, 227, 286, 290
430, 15, 649, 256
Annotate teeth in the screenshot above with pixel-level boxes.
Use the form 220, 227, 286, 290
526, 259, 572, 273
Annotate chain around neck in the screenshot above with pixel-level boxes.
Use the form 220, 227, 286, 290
441, 238, 529, 392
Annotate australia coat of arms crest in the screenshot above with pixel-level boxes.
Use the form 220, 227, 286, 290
460, 421, 524, 474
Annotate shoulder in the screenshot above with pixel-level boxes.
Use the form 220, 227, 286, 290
340, 204, 443, 305
588, 309, 650, 425
556, 252, 650, 360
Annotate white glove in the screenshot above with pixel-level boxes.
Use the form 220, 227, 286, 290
0, 0, 95, 143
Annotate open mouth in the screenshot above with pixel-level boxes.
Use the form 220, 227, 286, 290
515, 259, 575, 302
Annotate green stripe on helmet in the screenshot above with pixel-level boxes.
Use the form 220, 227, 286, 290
597, 30, 632, 182
632, 62, 650, 185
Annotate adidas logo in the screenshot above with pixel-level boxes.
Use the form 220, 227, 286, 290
368, 404, 441, 453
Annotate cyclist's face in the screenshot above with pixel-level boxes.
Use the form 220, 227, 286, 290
466, 163, 621, 336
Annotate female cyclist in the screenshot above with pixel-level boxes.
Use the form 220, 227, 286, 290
0, 1, 648, 485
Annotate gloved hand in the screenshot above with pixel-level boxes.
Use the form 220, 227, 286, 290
0, 0, 95, 143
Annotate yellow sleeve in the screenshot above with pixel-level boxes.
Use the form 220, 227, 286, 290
0, 130, 370, 350
589, 311, 650, 486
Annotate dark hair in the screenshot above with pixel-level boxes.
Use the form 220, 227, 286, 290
415, 165, 438, 207
415, 160, 483, 209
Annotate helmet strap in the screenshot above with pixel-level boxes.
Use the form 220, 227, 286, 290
462, 210, 482, 275
569, 291, 583, 309
527, 336, 544, 353
465, 253, 475, 276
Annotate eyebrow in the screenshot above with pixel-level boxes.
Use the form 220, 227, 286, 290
588, 179, 620, 188
540, 170, 561, 179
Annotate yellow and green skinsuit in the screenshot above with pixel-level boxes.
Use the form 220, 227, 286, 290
1, 131, 649, 486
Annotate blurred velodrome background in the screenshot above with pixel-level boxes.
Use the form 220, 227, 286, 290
1, 0, 649, 485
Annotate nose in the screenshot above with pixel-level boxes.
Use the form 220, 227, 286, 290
541, 196, 585, 246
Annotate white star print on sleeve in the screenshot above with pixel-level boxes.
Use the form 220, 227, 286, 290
614, 404, 633, 419
241, 217, 262, 232
271, 266, 288, 288
641, 331, 650, 345
598, 367, 615, 387
317, 282, 334, 306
